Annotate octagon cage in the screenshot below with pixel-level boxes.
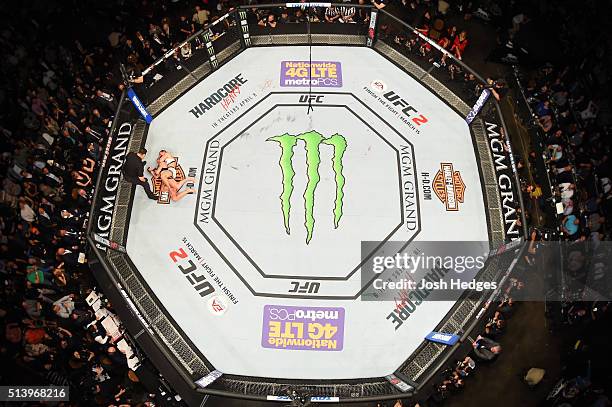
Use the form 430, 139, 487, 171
87, 3, 527, 406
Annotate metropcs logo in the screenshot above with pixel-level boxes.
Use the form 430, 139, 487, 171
280, 61, 342, 88
267, 131, 347, 244
433, 162, 466, 211
262, 305, 345, 351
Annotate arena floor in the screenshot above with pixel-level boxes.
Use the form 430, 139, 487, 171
125, 46, 489, 380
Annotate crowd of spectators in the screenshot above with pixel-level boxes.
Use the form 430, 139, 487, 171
118, 0, 377, 92
0, 1, 364, 405
427, 278, 522, 404
111, 0, 494, 112
514, 1, 612, 405
0, 2, 177, 405
114, 1, 239, 89
525, 64, 610, 242
371, 275, 521, 407
247, 2, 369, 27
370, 1, 493, 106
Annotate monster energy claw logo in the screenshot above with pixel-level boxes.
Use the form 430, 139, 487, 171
267, 131, 347, 244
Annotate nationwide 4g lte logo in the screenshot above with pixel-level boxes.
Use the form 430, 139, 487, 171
262, 305, 345, 351
267, 130, 347, 244
433, 162, 466, 211
280, 61, 342, 88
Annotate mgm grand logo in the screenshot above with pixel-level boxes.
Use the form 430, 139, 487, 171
433, 162, 466, 211
267, 131, 347, 244
153, 157, 187, 204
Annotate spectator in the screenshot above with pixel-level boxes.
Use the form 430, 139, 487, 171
339, 4, 356, 23
450, 30, 468, 60
371, 0, 387, 9
259, 13, 278, 28
355, 0, 371, 24
278, 10, 291, 24
18, 197, 36, 223
193, 5, 211, 29
472, 335, 502, 361
53, 294, 76, 318
489, 79, 508, 101
179, 14, 196, 40
562, 214, 580, 240
325, 6, 341, 23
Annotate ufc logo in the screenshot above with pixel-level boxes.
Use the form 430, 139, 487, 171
383, 91, 428, 126
289, 281, 320, 294
299, 94, 325, 104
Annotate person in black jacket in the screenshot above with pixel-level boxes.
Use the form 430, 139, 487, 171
122, 148, 157, 200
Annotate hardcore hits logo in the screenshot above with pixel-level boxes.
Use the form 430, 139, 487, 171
267, 131, 347, 244
189, 74, 248, 119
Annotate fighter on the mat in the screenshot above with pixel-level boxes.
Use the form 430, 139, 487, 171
147, 150, 176, 177
147, 150, 195, 202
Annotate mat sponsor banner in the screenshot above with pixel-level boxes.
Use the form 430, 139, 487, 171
432, 162, 466, 211
425, 331, 460, 346
188, 73, 248, 119
465, 88, 491, 124
262, 305, 345, 351
266, 395, 339, 402
195, 370, 223, 388
127, 88, 152, 123
92, 233, 127, 253
485, 121, 521, 240
285, 2, 331, 7
91, 115, 132, 252
280, 61, 342, 88
385, 374, 414, 392
366, 10, 378, 47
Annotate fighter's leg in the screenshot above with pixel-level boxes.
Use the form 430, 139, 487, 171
175, 177, 196, 191
170, 188, 195, 202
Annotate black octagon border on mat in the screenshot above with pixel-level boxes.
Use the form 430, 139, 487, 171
191, 91, 422, 299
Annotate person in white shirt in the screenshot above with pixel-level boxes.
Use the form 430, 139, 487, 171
19, 198, 36, 223
339, 5, 356, 22
53, 294, 76, 318
559, 182, 575, 201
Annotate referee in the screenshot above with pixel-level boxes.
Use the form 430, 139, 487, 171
123, 148, 157, 200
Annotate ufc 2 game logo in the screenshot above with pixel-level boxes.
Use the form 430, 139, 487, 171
383, 91, 428, 126
267, 130, 347, 244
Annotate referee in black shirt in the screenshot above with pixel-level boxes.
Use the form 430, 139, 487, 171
123, 148, 157, 200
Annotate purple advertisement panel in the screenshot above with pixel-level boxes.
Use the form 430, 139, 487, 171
262, 305, 345, 351
280, 61, 343, 88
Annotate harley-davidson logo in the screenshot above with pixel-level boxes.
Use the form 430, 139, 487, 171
433, 163, 465, 211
